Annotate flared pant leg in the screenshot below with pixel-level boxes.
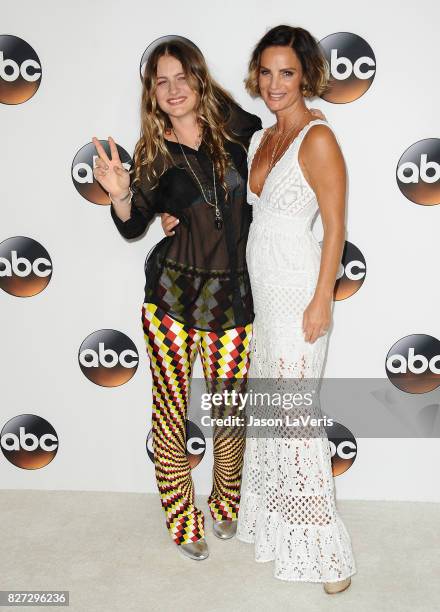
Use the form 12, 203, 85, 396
198, 325, 252, 522
142, 302, 252, 543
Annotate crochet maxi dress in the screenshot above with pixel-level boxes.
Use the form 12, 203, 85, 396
236, 119, 357, 583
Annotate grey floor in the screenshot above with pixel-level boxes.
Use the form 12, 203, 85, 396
1, 490, 439, 612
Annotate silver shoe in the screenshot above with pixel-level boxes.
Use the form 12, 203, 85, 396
178, 539, 209, 560
212, 519, 237, 540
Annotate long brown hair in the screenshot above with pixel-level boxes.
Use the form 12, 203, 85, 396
133, 39, 239, 191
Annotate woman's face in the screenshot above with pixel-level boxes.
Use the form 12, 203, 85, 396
258, 45, 304, 112
154, 54, 198, 120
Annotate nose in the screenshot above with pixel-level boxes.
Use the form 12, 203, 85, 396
168, 77, 179, 95
269, 74, 281, 91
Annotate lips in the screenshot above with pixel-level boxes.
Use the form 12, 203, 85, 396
268, 93, 286, 101
167, 96, 187, 105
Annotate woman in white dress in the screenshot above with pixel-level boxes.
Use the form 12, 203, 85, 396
236, 25, 357, 594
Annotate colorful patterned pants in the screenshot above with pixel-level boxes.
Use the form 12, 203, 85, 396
141, 302, 252, 544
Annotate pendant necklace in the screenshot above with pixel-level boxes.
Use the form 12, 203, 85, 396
172, 128, 223, 230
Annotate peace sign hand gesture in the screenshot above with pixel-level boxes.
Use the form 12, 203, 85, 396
92, 136, 130, 201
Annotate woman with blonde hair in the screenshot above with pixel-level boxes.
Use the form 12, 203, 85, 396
92, 38, 261, 561
235, 25, 357, 593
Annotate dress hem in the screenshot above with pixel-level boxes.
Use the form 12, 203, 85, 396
237, 533, 356, 583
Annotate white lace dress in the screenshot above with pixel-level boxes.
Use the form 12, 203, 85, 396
236, 119, 356, 582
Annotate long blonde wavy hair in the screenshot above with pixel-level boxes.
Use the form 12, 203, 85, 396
133, 39, 239, 192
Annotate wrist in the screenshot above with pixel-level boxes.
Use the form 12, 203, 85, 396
109, 188, 132, 206
313, 286, 334, 302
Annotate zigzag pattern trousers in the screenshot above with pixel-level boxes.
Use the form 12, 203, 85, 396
142, 302, 252, 545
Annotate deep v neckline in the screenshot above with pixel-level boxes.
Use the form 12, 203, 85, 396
248, 119, 320, 200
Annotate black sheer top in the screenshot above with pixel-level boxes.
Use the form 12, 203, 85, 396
111, 103, 262, 332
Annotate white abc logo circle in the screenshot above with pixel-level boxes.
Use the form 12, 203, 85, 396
79, 342, 138, 368
0, 250, 51, 278
336, 260, 366, 281
329, 439, 357, 460
397, 154, 440, 184
330, 48, 375, 80
187, 437, 205, 455
1, 426, 58, 451
72, 156, 131, 184
386, 347, 440, 375
146, 434, 205, 456
0, 50, 41, 82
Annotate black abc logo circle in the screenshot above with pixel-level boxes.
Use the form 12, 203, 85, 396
146, 420, 206, 469
0, 236, 52, 297
71, 140, 132, 205
1, 414, 58, 469
319, 32, 376, 103
396, 139, 440, 206
334, 240, 366, 300
385, 334, 440, 394
0, 34, 42, 104
78, 329, 139, 387
140, 35, 201, 78
325, 421, 357, 476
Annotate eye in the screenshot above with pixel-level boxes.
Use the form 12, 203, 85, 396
259, 68, 270, 75
156, 80, 166, 87
177, 75, 187, 81
282, 70, 294, 77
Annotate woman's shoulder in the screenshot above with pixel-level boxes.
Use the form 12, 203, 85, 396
299, 120, 342, 164
247, 127, 266, 155
303, 119, 336, 138
300, 120, 339, 150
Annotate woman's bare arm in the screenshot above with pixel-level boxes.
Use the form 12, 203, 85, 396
299, 125, 346, 343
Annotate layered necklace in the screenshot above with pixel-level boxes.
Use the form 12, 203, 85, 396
172, 128, 223, 230
252, 107, 312, 195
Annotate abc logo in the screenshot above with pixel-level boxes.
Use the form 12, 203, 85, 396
386, 334, 440, 394
78, 329, 139, 387
1, 415, 58, 469
319, 32, 376, 103
0, 236, 52, 297
396, 139, 440, 206
333, 240, 366, 300
140, 35, 200, 78
0, 35, 42, 104
71, 140, 132, 205
147, 420, 206, 469
325, 421, 357, 476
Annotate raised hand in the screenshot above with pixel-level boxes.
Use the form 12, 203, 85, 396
92, 136, 130, 200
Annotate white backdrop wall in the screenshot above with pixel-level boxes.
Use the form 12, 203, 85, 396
1, 0, 439, 502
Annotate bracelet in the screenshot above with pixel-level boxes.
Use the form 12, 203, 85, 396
108, 187, 133, 206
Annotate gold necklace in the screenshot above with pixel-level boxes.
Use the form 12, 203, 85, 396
253, 108, 312, 194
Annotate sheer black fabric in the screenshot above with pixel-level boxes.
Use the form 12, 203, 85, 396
111, 103, 262, 331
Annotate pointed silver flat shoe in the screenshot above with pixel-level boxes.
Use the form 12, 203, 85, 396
212, 519, 237, 540
178, 539, 209, 560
